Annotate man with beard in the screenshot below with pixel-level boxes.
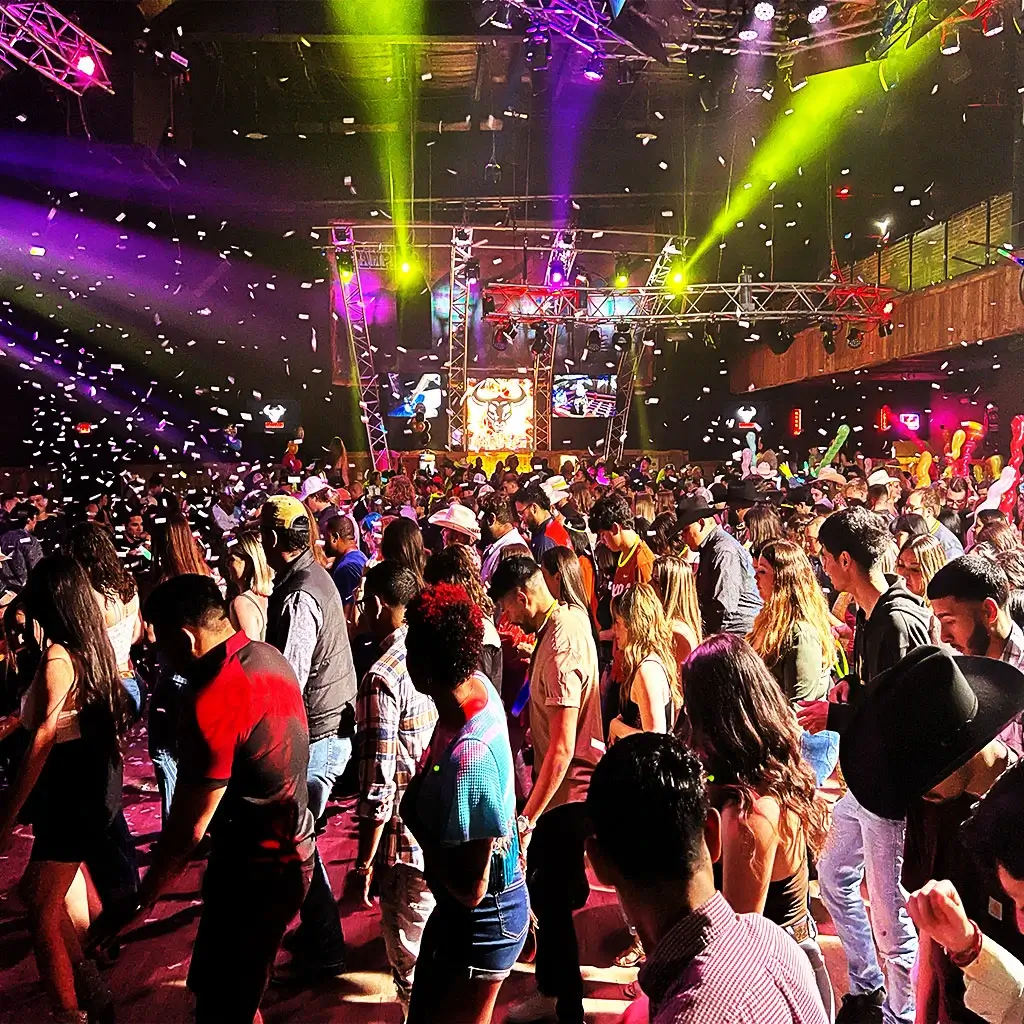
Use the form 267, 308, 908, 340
929, 555, 1024, 754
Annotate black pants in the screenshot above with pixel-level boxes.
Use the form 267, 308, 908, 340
526, 802, 592, 1024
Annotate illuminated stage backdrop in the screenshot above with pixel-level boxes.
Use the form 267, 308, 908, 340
465, 377, 534, 453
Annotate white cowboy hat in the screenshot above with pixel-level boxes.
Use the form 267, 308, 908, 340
297, 475, 330, 502
542, 474, 572, 506
428, 501, 481, 541
867, 469, 900, 487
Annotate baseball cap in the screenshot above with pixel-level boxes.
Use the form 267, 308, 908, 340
261, 495, 309, 530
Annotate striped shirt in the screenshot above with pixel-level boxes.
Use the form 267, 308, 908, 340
640, 892, 828, 1024
355, 626, 438, 870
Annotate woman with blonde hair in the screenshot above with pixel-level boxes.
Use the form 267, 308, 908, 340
225, 527, 273, 642
896, 533, 948, 645
749, 539, 840, 786
650, 555, 702, 666
608, 582, 681, 742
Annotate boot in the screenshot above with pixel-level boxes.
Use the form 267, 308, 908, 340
73, 958, 115, 1024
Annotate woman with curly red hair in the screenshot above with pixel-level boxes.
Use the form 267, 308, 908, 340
402, 583, 528, 1024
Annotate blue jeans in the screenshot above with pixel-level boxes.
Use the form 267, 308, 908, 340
296, 734, 351, 964
801, 729, 840, 787
818, 790, 917, 1024
148, 672, 187, 825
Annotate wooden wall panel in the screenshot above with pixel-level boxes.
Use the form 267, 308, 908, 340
730, 263, 1024, 392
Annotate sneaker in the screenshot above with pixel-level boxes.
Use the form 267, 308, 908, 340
834, 987, 885, 1024
270, 956, 347, 987
504, 991, 558, 1023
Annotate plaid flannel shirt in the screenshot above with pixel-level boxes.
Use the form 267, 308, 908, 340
355, 625, 438, 870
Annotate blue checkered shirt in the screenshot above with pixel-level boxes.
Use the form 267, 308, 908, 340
355, 625, 438, 870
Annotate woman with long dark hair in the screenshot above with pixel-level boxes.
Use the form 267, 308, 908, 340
0, 557, 132, 1023
402, 583, 527, 1024
149, 511, 212, 582
381, 515, 427, 583
681, 633, 834, 1019
65, 521, 144, 714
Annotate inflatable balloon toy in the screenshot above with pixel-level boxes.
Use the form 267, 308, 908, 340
1002, 415, 1024, 516
976, 466, 1018, 515
951, 421, 985, 479
812, 424, 851, 478
914, 451, 933, 489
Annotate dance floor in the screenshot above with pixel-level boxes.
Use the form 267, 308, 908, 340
0, 728, 852, 1022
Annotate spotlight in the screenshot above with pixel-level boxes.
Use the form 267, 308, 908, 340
465, 257, 480, 284
76, 54, 96, 77
807, 2, 828, 22
613, 254, 631, 288
667, 259, 686, 294
738, 27, 759, 40
787, 15, 811, 41
940, 26, 960, 54
531, 322, 550, 356
878, 320, 895, 337
586, 328, 602, 348
612, 321, 632, 346
482, 295, 496, 316
489, 2, 514, 30
337, 251, 355, 283
983, 10, 1003, 35
583, 56, 605, 82
754, 1, 776, 21
484, 158, 502, 185
526, 28, 551, 71
820, 320, 837, 354
549, 258, 566, 285
846, 326, 864, 349
883, 300, 894, 314
493, 319, 515, 351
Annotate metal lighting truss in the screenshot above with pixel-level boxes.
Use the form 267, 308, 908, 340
544, 228, 579, 287
480, 279, 894, 326
604, 237, 684, 461
328, 227, 391, 470
503, 0, 649, 61
447, 226, 475, 451
0, 2, 113, 95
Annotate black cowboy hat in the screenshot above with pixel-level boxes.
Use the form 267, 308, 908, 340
725, 478, 778, 506
841, 646, 1024, 819
673, 496, 721, 529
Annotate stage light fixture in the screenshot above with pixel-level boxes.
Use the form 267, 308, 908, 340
738, 27, 759, 40
618, 62, 637, 86
940, 26, 960, 54
76, 54, 96, 77
490, 2, 514, 30
754, 1, 776, 21
586, 328, 602, 348
549, 258, 566, 285
337, 251, 355, 283
789, 67, 808, 90
846, 326, 864, 349
482, 295, 496, 316
613, 254, 631, 288
878, 320, 895, 337
807, 2, 828, 22
612, 321, 632, 346
531, 322, 551, 356
983, 10, 1003, 35
787, 15, 811, 41
583, 56, 605, 81
526, 28, 551, 71
465, 257, 480, 284
820, 320, 837, 354
667, 259, 686, 294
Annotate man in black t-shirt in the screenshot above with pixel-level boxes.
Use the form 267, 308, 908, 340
93, 575, 315, 1023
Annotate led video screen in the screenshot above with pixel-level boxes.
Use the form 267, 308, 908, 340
465, 377, 534, 452
380, 373, 443, 419
552, 375, 617, 418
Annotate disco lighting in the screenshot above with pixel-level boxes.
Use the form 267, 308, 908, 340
612, 321, 632, 346
526, 27, 551, 71
482, 295, 496, 316
983, 10, 1004, 35
667, 259, 686, 293
940, 26, 960, 54
754, 1, 776, 21
846, 326, 864, 349
549, 258, 566, 285
738, 27, 759, 40
878, 320, 895, 337
583, 55, 605, 81
806, 2, 828, 23
787, 15, 811, 41
613, 254, 631, 288
337, 251, 355, 283
76, 53, 95, 76
465, 257, 480, 284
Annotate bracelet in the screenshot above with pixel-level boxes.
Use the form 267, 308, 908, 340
517, 814, 535, 836
353, 862, 373, 876
947, 919, 983, 968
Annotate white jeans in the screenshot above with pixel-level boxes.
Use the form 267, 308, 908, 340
378, 861, 436, 1017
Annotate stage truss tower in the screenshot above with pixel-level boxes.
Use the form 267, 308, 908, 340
446, 227, 475, 451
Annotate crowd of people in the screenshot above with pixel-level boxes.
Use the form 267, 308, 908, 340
1, 446, 1024, 1024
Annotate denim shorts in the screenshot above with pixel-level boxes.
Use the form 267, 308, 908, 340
421, 874, 530, 981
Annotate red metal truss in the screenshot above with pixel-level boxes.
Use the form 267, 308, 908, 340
0, 2, 113, 96
481, 280, 895, 327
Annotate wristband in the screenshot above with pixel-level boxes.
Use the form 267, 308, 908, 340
353, 862, 373, 876
947, 919, 983, 968
517, 814, 535, 836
